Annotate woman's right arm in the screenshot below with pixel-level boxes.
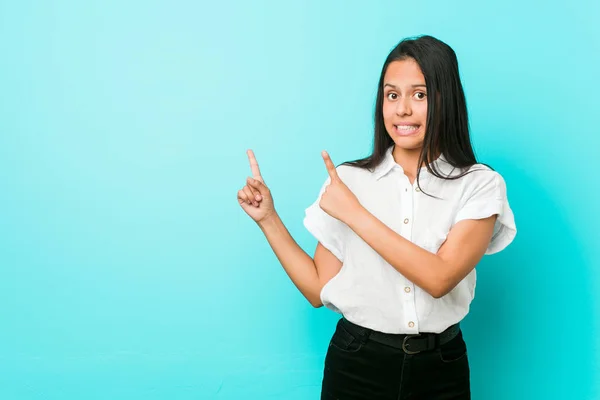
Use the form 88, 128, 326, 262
238, 150, 341, 307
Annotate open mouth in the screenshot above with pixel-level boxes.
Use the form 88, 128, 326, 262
394, 125, 420, 136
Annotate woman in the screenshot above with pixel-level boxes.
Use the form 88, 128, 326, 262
237, 34, 516, 400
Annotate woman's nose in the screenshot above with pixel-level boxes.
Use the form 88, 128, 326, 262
395, 97, 411, 116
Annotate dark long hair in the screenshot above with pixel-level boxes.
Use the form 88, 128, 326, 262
341, 35, 490, 191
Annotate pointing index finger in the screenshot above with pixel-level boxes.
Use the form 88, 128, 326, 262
247, 149, 263, 182
322, 150, 339, 181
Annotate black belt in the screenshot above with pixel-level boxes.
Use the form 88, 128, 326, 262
340, 317, 460, 354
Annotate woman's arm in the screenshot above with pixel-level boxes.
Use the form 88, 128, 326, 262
239, 151, 342, 308
317, 150, 499, 299
346, 209, 496, 298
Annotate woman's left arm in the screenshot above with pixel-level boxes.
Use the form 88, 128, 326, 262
318, 150, 497, 299
345, 208, 496, 298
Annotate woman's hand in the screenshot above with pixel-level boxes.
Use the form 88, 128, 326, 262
237, 149, 277, 223
319, 151, 363, 224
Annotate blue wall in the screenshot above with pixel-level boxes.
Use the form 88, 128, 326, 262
1, 0, 598, 398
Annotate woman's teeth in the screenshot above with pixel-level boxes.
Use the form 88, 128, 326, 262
395, 125, 419, 134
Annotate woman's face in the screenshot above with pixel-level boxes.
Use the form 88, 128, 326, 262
382, 58, 428, 151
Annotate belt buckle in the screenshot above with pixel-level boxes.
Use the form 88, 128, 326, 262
402, 334, 421, 354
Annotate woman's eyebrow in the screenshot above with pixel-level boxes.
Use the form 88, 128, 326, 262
384, 83, 427, 89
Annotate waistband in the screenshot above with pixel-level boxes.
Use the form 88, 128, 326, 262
340, 317, 461, 354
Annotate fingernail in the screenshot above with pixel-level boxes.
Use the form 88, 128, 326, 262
255, 195, 261, 201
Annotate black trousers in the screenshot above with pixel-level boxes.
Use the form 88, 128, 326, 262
321, 317, 471, 400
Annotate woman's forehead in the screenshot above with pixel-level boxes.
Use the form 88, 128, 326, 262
384, 59, 425, 86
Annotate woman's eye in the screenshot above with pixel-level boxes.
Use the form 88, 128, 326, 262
415, 92, 427, 100
387, 92, 397, 100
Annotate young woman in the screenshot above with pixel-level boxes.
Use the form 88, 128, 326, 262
237, 35, 516, 400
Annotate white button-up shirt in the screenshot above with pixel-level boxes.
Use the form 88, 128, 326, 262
303, 145, 516, 334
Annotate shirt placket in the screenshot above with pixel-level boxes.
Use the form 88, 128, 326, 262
400, 177, 419, 333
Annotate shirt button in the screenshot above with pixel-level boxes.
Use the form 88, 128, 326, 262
408, 321, 415, 328
404, 287, 411, 293
403, 218, 409, 224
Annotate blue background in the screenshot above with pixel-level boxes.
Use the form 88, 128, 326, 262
1, 0, 598, 398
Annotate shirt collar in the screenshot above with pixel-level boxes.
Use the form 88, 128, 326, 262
374, 145, 454, 181
373, 146, 399, 180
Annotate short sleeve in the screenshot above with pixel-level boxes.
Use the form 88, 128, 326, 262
453, 171, 517, 255
303, 175, 346, 262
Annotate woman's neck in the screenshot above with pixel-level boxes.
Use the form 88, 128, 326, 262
392, 145, 440, 184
